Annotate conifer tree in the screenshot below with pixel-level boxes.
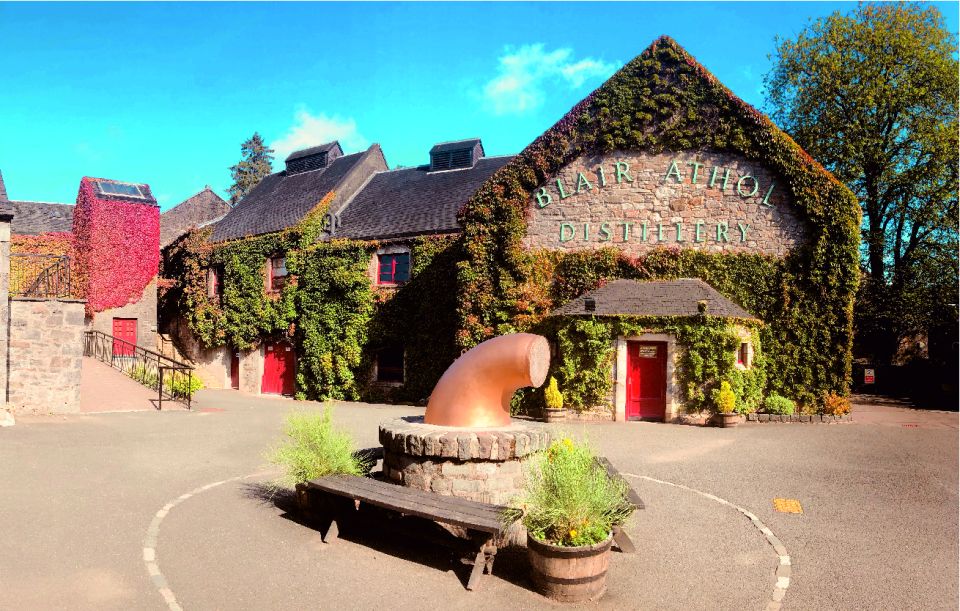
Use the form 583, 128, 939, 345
227, 133, 274, 205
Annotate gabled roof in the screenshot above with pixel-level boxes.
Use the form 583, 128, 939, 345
286, 141, 343, 162
6, 200, 74, 235
551, 278, 758, 320
160, 187, 231, 247
211, 144, 384, 242
336, 155, 513, 241
429, 138, 483, 155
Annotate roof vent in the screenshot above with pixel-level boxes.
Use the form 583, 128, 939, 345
429, 138, 484, 171
584, 297, 596, 312
285, 141, 343, 175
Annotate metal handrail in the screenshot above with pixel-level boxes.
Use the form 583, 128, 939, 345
83, 330, 195, 409
10, 254, 72, 298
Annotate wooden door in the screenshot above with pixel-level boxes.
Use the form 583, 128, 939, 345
112, 318, 137, 356
230, 349, 240, 390
626, 341, 667, 420
262, 342, 295, 395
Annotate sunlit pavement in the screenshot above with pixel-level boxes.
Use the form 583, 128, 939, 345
1, 391, 956, 610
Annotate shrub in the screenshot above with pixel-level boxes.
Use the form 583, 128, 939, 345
510, 438, 634, 547
128, 364, 159, 389
267, 406, 369, 486
164, 373, 204, 398
822, 392, 851, 416
713, 381, 736, 414
544, 377, 564, 410
764, 393, 796, 415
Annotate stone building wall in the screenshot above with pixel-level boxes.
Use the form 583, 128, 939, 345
524, 150, 806, 257
7, 298, 86, 413
88, 279, 158, 350
0, 218, 10, 404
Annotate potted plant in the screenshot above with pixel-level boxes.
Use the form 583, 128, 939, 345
509, 438, 634, 603
711, 380, 740, 427
543, 376, 566, 423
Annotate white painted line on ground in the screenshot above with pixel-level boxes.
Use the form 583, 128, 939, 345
142, 470, 275, 611
623, 473, 792, 611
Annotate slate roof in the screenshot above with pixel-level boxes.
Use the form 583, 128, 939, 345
211, 149, 372, 243
336, 155, 513, 240
286, 141, 343, 162
551, 278, 758, 320
6, 200, 75, 235
160, 187, 231, 247
429, 138, 483, 155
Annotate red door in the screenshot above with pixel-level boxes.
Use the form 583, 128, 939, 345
230, 349, 240, 390
112, 318, 137, 356
262, 341, 295, 395
626, 342, 667, 420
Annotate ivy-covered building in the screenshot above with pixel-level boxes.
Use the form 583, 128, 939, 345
165, 36, 860, 420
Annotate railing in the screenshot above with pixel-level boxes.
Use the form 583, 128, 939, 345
83, 330, 195, 410
10, 254, 73, 298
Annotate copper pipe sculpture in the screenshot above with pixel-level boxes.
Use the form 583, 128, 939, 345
424, 333, 550, 427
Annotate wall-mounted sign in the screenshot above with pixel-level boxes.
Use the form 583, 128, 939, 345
864, 369, 875, 384
523, 151, 805, 258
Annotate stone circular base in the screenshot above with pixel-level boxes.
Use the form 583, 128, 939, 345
378, 416, 552, 507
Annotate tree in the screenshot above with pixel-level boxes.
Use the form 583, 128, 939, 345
227, 133, 274, 205
765, 2, 958, 364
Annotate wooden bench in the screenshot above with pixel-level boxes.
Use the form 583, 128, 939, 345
297, 475, 509, 590
296, 451, 645, 590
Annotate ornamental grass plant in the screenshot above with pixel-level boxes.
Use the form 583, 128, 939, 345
267, 406, 369, 487
511, 438, 634, 547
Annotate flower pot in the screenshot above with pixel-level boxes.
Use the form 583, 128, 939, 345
527, 533, 612, 602
712, 413, 740, 428
543, 408, 567, 423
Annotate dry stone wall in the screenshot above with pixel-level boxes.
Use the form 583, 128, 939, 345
524, 150, 806, 257
7, 298, 85, 413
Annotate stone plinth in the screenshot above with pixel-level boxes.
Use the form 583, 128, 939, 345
378, 416, 552, 506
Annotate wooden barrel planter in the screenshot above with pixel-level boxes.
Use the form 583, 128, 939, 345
527, 533, 612, 602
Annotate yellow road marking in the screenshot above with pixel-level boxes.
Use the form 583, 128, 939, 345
773, 498, 803, 513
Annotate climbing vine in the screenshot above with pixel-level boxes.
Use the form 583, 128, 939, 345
74, 178, 160, 314
456, 36, 861, 409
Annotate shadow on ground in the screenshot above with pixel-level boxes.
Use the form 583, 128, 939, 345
239, 481, 531, 591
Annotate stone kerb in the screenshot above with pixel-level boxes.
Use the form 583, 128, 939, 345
379, 416, 552, 507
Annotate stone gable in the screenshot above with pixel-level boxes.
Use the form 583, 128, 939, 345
523, 150, 806, 257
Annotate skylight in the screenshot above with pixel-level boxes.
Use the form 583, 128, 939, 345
96, 181, 146, 198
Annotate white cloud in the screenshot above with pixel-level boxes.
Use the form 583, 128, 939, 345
270, 108, 369, 161
482, 44, 618, 115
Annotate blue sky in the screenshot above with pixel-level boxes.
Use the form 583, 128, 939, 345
1, 2, 957, 210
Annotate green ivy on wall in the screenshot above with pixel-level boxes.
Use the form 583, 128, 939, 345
517, 314, 765, 416
456, 36, 861, 409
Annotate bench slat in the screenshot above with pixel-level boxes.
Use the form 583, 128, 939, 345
306, 476, 508, 533
311, 476, 508, 523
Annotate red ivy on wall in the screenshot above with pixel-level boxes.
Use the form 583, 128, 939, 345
74, 178, 160, 314
10, 232, 75, 258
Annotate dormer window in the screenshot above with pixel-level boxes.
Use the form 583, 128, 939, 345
429, 138, 484, 171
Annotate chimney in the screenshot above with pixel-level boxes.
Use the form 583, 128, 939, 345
285, 141, 343, 175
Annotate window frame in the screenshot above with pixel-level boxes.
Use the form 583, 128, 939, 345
375, 346, 405, 384
736, 342, 751, 368
207, 266, 223, 300
376, 252, 411, 286
267, 256, 288, 292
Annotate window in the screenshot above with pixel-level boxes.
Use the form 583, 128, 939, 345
207, 267, 223, 299
96, 180, 147, 199
737, 342, 750, 368
377, 252, 410, 285
268, 256, 288, 292
376, 347, 404, 383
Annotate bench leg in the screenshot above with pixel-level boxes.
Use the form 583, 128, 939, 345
612, 525, 636, 554
466, 548, 486, 591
